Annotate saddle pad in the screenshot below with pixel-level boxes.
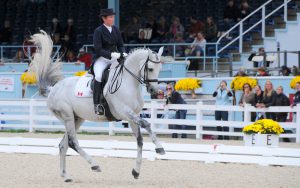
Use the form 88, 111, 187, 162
74, 76, 93, 97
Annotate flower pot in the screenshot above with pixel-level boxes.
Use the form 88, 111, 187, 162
244, 133, 279, 147
190, 89, 197, 99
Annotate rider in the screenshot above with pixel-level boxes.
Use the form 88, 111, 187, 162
92, 8, 127, 115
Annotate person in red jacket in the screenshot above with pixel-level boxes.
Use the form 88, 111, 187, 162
77, 48, 92, 70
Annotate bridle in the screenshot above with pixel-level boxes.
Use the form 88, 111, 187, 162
108, 53, 161, 94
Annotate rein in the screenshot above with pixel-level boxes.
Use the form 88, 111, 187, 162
108, 55, 160, 94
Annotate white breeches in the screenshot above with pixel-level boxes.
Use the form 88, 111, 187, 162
93, 58, 114, 82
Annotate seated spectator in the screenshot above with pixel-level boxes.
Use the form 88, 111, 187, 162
77, 48, 92, 70
213, 80, 232, 140
188, 16, 204, 38
65, 50, 76, 62
257, 67, 269, 76
291, 82, 300, 108
169, 16, 184, 39
0, 20, 12, 44
292, 66, 300, 76
64, 18, 76, 42
146, 16, 158, 41
137, 30, 149, 44
156, 16, 169, 42
157, 89, 165, 99
165, 83, 187, 138
53, 33, 61, 45
204, 16, 217, 42
170, 33, 185, 57
239, 0, 250, 19
239, 83, 256, 121
257, 80, 276, 120
274, 86, 290, 122
248, 47, 271, 67
190, 32, 207, 56
280, 65, 291, 76
61, 34, 74, 52
234, 67, 248, 77
50, 18, 62, 36
224, 0, 240, 22
13, 49, 24, 63
254, 85, 264, 119
124, 16, 141, 42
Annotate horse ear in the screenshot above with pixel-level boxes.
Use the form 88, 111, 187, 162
157, 47, 164, 58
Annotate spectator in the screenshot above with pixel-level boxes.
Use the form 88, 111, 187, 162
234, 67, 248, 77
13, 49, 24, 63
166, 83, 187, 138
137, 30, 149, 44
254, 85, 264, 119
157, 89, 165, 99
281, 65, 291, 76
257, 80, 276, 120
64, 18, 76, 42
213, 80, 232, 140
124, 16, 141, 42
248, 47, 271, 67
170, 33, 185, 57
204, 16, 217, 42
274, 86, 290, 122
146, 16, 158, 41
61, 34, 73, 53
0, 20, 12, 44
50, 18, 62, 36
53, 33, 61, 45
292, 66, 300, 76
257, 67, 269, 76
77, 48, 92, 70
239, 0, 250, 19
169, 16, 184, 39
291, 82, 300, 107
65, 50, 76, 62
156, 16, 169, 42
223, 0, 240, 22
239, 83, 256, 121
190, 32, 207, 56
188, 16, 204, 38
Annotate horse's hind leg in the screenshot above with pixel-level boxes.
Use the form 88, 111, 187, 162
128, 111, 165, 155
59, 133, 72, 182
129, 121, 143, 179
65, 117, 101, 172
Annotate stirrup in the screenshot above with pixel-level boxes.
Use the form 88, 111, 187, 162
94, 104, 105, 115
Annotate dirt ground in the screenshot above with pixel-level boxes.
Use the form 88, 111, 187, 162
0, 132, 299, 188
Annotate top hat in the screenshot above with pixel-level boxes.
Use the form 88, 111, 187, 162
99, 8, 115, 17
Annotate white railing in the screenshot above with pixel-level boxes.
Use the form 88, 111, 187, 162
0, 99, 299, 142
217, 0, 291, 54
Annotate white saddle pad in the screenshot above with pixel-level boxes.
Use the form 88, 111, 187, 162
74, 75, 93, 97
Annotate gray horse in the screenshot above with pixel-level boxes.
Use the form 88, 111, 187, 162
29, 31, 165, 182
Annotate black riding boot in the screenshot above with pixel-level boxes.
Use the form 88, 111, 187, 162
93, 80, 104, 115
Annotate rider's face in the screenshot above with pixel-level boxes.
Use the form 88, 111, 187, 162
102, 15, 115, 26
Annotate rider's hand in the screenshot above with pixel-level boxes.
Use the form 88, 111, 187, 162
111, 52, 121, 60
122, 52, 128, 57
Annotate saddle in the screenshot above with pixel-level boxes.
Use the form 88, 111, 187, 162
75, 66, 120, 122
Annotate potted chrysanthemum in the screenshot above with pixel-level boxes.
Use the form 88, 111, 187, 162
174, 78, 201, 99
243, 119, 284, 147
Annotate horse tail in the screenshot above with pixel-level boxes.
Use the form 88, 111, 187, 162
28, 30, 63, 96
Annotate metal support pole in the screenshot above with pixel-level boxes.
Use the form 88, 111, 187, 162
298, 51, 300, 68
284, 0, 288, 22
239, 23, 243, 53
262, 7, 266, 38
263, 52, 267, 67
284, 50, 287, 67
173, 44, 176, 59
229, 54, 233, 77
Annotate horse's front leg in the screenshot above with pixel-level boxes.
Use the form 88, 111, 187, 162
128, 111, 165, 155
128, 120, 143, 179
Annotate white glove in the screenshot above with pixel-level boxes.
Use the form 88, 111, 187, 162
111, 52, 121, 60
122, 52, 128, 57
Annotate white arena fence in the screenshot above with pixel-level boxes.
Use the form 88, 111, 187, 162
0, 99, 299, 143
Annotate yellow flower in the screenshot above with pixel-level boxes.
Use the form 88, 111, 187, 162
175, 78, 201, 91
20, 72, 37, 84
290, 76, 300, 89
243, 119, 284, 135
230, 76, 257, 91
74, 71, 87, 76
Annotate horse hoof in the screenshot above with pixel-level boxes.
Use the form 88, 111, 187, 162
64, 178, 72, 182
132, 169, 139, 179
155, 148, 166, 155
91, 165, 101, 172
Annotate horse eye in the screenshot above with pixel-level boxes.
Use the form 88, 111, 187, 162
148, 68, 154, 72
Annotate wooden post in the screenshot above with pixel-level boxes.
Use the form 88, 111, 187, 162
296, 104, 300, 143
150, 101, 158, 132
196, 101, 203, 139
